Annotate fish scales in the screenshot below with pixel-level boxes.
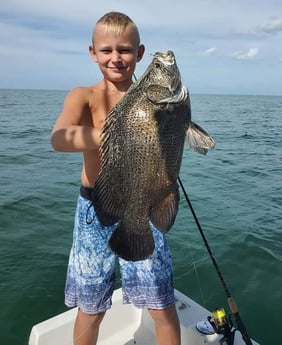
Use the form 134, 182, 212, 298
91, 51, 215, 261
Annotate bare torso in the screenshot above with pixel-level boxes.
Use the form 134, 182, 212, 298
79, 82, 128, 187
52, 78, 132, 188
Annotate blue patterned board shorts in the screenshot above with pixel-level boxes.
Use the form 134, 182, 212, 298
64, 189, 175, 315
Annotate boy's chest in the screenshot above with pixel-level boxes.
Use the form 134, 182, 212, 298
88, 92, 124, 129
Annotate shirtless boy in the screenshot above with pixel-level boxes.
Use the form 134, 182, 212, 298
51, 11, 181, 345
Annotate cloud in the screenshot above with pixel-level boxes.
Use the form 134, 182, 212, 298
233, 17, 282, 38
258, 17, 282, 35
203, 48, 217, 56
231, 48, 259, 60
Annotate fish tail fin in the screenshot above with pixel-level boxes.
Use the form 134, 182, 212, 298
186, 121, 215, 155
109, 222, 155, 261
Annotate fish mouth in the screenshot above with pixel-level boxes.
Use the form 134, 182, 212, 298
154, 51, 181, 92
154, 50, 175, 66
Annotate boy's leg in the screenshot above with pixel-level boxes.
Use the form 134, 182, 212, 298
148, 305, 181, 345
73, 309, 105, 345
120, 223, 179, 344
65, 190, 118, 345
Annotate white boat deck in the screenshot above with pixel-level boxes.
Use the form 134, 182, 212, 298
29, 288, 259, 345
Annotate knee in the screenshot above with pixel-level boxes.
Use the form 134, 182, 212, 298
148, 305, 181, 345
148, 304, 179, 326
74, 309, 106, 345
76, 308, 106, 328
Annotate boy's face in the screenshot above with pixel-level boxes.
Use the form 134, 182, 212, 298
90, 23, 144, 83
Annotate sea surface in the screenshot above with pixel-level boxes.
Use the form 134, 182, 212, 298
0, 89, 281, 345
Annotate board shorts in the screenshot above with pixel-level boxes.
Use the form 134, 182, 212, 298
64, 186, 175, 315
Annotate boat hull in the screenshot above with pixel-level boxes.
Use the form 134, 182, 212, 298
29, 288, 259, 345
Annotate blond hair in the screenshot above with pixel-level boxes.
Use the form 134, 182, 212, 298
93, 11, 140, 46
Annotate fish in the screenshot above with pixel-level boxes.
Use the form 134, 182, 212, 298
91, 50, 215, 261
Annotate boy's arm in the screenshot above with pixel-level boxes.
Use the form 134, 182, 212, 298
51, 87, 101, 152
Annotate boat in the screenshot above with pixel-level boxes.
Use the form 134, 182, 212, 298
28, 287, 259, 345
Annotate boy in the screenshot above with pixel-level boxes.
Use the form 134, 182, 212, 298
51, 12, 181, 345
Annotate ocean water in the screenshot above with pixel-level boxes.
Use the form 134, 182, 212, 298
0, 89, 281, 345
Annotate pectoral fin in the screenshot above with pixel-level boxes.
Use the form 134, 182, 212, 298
186, 122, 215, 155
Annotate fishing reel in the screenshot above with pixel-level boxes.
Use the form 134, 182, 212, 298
208, 307, 235, 345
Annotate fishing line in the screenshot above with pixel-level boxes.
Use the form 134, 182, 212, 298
178, 176, 253, 345
186, 233, 207, 307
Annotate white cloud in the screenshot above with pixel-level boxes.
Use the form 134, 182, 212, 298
258, 17, 282, 35
232, 16, 282, 38
231, 47, 259, 60
203, 48, 217, 56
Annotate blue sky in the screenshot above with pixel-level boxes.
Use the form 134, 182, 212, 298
0, 0, 281, 95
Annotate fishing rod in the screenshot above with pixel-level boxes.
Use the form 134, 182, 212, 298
133, 70, 252, 343
178, 176, 253, 345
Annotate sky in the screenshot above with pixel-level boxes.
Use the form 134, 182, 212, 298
0, 0, 282, 95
